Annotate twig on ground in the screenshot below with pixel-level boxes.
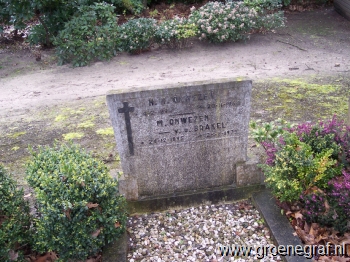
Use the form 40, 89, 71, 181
305, 64, 314, 70
276, 39, 307, 51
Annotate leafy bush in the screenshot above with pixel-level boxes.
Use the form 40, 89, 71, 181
0, 0, 143, 46
26, 143, 127, 261
300, 192, 326, 223
243, 0, 282, 11
110, 0, 144, 14
54, 3, 119, 67
189, 0, 284, 43
260, 132, 340, 202
155, 17, 197, 49
189, 1, 256, 43
0, 165, 31, 262
253, 115, 350, 234
323, 170, 350, 233
118, 18, 157, 53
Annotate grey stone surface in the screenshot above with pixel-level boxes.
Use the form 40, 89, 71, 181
107, 79, 252, 200
252, 190, 308, 262
236, 157, 264, 186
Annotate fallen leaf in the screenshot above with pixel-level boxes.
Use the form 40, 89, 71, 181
286, 210, 292, 216
9, 250, 18, 261
309, 225, 317, 237
304, 222, 310, 234
295, 226, 315, 245
294, 211, 303, 220
24, 193, 32, 198
331, 256, 349, 262
318, 256, 332, 262
91, 228, 102, 238
87, 203, 99, 209
35, 252, 58, 262
115, 221, 121, 228
324, 199, 330, 214
64, 209, 71, 220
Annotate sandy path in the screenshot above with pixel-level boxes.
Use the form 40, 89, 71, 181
1, 7, 350, 119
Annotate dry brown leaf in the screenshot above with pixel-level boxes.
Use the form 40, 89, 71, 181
339, 233, 350, 244
318, 256, 332, 262
303, 222, 310, 234
309, 225, 317, 237
331, 256, 349, 262
64, 209, 71, 220
50, 253, 58, 260
35, 252, 58, 262
87, 203, 99, 209
294, 211, 303, 220
324, 199, 330, 214
115, 221, 121, 228
286, 210, 292, 216
315, 233, 328, 243
91, 228, 102, 238
9, 250, 18, 261
304, 186, 325, 195
295, 226, 315, 245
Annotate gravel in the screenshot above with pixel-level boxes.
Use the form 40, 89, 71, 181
127, 199, 282, 261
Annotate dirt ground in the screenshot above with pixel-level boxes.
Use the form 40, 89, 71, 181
0, 6, 350, 183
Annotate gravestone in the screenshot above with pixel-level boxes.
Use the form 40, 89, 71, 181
107, 79, 253, 200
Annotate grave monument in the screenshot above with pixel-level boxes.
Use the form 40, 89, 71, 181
107, 79, 258, 201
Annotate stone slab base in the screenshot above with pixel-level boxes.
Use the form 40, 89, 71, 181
126, 184, 265, 214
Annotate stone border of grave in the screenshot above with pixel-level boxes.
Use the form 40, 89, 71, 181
252, 190, 307, 262
103, 187, 308, 262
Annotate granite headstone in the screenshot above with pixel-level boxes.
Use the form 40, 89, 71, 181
107, 79, 252, 200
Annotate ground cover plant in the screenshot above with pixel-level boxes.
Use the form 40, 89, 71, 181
0, 165, 31, 262
26, 143, 127, 261
251, 115, 350, 260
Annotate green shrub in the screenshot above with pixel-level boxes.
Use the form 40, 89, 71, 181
189, 1, 255, 43
54, 3, 118, 66
118, 18, 157, 53
155, 17, 197, 49
243, 0, 282, 11
0, 165, 31, 262
1, 0, 143, 46
54, 3, 119, 67
189, 1, 284, 43
26, 143, 127, 261
260, 132, 340, 202
109, 0, 144, 14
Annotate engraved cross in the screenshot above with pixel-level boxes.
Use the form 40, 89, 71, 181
118, 102, 135, 156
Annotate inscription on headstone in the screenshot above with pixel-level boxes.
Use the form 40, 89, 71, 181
107, 79, 252, 200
